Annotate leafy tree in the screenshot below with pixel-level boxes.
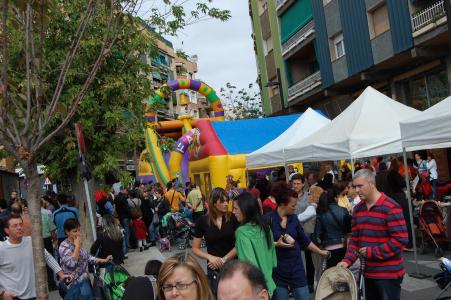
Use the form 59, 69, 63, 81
220, 82, 264, 120
0, 1, 230, 298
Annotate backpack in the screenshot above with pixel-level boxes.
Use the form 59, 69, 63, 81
103, 264, 131, 300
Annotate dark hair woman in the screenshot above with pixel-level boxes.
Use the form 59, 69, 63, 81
233, 192, 277, 297
59, 218, 112, 299
312, 188, 351, 270
265, 183, 329, 300
192, 187, 239, 297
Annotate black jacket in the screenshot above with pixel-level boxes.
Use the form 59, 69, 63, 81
90, 232, 124, 265
313, 203, 351, 247
376, 170, 391, 196
155, 197, 170, 217
140, 197, 154, 226
115, 192, 132, 220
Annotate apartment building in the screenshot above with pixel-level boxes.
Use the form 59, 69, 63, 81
251, 0, 451, 117
250, 0, 451, 179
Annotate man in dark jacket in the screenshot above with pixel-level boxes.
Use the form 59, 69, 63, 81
115, 186, 132, 255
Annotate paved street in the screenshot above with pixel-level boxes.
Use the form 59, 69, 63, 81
49, 241, 451, 299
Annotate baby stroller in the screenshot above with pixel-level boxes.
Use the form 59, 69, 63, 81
103, 264, 131, 300
433, 258, 451, 300
160, 212, 195, 250
417, 200, 448, 257
315, 252, 365, 300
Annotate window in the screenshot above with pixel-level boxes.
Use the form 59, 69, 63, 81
332, 33, 345, 60
262, 35, 273, 56
368, 4, 390, 39
258, 0, 268, 16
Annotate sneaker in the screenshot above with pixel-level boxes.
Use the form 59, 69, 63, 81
149, 241, 157, 247
140, 247, 143, 252
124, 253, 128, 259
144, 245, 150, 250
404, 247, 414, 252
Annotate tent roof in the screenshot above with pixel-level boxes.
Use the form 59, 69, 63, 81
246, 108, 331, 168
284, 86, 420, 162
211, 114, 301, 155
400, 96, 451, 151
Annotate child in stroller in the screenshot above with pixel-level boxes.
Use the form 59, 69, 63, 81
160, 211, 195, 250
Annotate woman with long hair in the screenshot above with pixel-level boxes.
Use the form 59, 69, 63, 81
233, 192, 277, 297
312, 187, 351, 269
158, 252, 213, 300
192, 187, 238, 297
90, 215, 124, 265
265, 183, 329, 300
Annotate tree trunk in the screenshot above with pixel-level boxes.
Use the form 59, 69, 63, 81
25, 159, 48, 300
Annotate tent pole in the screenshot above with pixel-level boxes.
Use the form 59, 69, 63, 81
403, 147, 429, 279
283, 148, 289, 183
351, 157, 355, 177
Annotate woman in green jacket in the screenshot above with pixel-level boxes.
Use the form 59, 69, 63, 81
233, 192, 277, 297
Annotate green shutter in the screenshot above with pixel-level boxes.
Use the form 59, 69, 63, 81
280, 0, 313, 44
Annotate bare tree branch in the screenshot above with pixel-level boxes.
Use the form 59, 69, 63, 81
1, 0, 9, 123
33, 0, 120, 153
22, 1, 32, 135
44, 0, 96, 125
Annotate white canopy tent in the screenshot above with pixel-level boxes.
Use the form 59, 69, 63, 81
399, 95, 451, 278
284, 86, 421, 163
246, 108, 331, 169
400, 95, 451, 151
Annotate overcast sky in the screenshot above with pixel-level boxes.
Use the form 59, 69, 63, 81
141, 1, 258, 93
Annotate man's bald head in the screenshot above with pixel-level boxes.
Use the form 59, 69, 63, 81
217, 261, 269, 300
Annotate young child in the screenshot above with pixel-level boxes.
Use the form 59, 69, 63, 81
130, 209, 148, 252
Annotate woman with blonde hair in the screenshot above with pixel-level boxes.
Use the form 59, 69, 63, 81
192, 187, 239, 297
158, 252, 213, 300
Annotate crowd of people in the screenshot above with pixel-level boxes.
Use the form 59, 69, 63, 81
0, 151, 441, 299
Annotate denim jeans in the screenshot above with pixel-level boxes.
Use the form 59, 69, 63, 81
121, 218, 130, 254
148, 222, 159, 242
431, 179, 438, 200
207, 268, 220, 298
65, 278, 93, 300
274, 285, 310, 300
365, 276, 403, 300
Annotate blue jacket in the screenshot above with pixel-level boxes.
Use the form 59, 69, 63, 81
53, 205, 79, 239
264, 211, 311, 288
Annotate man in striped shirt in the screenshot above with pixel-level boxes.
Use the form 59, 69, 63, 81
338, 169, 408, 300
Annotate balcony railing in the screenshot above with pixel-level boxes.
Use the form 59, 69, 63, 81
288, 71, 321, 101
282, 20, 315, 57
412, 0, 446, 32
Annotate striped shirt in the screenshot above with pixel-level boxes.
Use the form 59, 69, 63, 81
342, 193, 408, 279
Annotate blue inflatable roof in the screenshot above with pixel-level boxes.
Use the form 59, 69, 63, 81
211, 114, 301, 155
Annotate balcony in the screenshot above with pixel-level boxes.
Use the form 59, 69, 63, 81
282, 20, 315, 58
276, 0, 295, 15
288, 71, 321, 102
411, 0, 447, 34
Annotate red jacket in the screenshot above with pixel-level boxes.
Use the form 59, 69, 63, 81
130, 218, 147, 240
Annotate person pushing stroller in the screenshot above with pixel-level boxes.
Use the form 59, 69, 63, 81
337, 169, 408, 300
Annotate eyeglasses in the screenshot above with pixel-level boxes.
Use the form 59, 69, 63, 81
161, 280, 196, 292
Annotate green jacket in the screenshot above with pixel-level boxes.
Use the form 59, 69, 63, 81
235, 223, 277, 296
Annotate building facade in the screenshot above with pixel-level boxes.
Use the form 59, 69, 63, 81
249, 0, 289, 115
251, 0, 451, 118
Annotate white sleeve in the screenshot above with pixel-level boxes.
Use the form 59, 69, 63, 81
44, 249, 62, 274
297, 205, 316, 223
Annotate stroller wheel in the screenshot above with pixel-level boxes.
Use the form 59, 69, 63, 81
435, 248, 444, 258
